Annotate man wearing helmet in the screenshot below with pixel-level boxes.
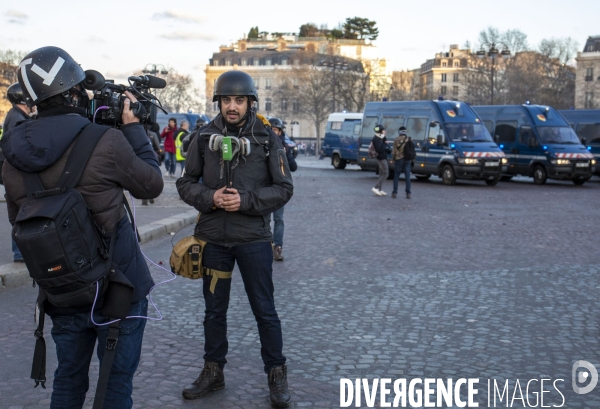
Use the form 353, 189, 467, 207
2, 82, 36, 262
1, 46, 163, 408
268, 117, 297, 262
177, 70, 293, 408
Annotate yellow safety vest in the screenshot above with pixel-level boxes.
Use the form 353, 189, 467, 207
175, 131, 186, 161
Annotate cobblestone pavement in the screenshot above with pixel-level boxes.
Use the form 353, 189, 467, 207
1, 157, 600, 408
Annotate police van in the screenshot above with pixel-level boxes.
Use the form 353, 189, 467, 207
358, 100, 506, 185
558, 109, 600, 176
322, 112, 363, 169
473, 105, 596, 185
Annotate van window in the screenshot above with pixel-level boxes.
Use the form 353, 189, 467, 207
483, 120, 494, 135
495, 121, 518, 143
361, 116, 379, 139
519, 126, 533, 144
353, 124, 361, 135
330, 121, 342, 130
406, 117, 428, 141
576, 123, 600, 144
382, 116, 405, 136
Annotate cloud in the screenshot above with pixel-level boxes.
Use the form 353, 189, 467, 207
152, 10, 205, 24
6, 9, 28, 24
160, 31, 216, 41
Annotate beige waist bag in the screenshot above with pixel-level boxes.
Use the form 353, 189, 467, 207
170, 236, 232, 293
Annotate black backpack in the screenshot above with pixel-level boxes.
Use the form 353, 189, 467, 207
13, 123, 114, 308
403, 138, 416, 161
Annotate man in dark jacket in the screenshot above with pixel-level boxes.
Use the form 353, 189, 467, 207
2, 82, 35, 261
1, 46, 163, 408
371, 124, 390, 196
392, 126, 416, 199
176, 70, 293, 408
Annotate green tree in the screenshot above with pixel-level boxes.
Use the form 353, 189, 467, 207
343, 17, 379, 41
248, 26, 259, 39
299, 23, 320, 37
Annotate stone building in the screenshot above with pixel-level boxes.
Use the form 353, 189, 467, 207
418, 45, 474, 101
205, 36, 383, 142
575, 35, 600, 108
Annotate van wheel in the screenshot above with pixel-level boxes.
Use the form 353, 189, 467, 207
500, 175, 513, 181
415, 175, 431, 181
485, 176, 500, 186
533, 165, 547, 185
332, 154, 347, 170
573, 177, 586, 186
442, 165, 456, 185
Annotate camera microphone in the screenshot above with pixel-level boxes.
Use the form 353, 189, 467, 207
128, 75, 167, 89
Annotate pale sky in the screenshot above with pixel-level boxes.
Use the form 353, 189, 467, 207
1, 0, 598, 99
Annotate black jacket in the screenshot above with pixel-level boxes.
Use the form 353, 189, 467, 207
176, 112, 294, 247
279, 131, 297, 172
2, 112, 163, 315
371, 135, 389, 160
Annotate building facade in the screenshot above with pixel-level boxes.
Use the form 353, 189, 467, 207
418, 45, 473, 101
575, 36, 600, 109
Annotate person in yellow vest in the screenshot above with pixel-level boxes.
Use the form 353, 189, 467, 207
175, 120, 190, 177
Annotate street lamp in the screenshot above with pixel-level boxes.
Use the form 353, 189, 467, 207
476, 43, 511, 105
142, 63, 169, 76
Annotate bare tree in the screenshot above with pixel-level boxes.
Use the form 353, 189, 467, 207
278, 66, 332, 155
151, 71, 203, 113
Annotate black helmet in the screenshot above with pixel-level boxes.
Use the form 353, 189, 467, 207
195, 118, 207, 128
269, 117, 284, 130
17, 46, 85, 107
6, 82, 26, 105
212, 70, 258, 103
374, 124, 385, 133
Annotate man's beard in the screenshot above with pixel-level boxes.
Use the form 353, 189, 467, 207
223, 110, 246, 127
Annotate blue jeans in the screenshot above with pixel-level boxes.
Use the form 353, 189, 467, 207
164, 151, 176, 175
49, 298, 148, 409
12, 238, 23, 261
393, 158, 412, 195
272, 206, 284, 247
202, 241, 285, 373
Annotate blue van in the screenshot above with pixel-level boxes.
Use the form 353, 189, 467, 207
156, 112, 211, 133
358, 100, 507, 185
558, 109, 600, 176
473, 105, 596, 185
322, 112, 363, 169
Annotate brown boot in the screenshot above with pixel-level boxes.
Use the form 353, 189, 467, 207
273, 246, 284, 261
268, 365, 291, 408
182, 361, 225, 400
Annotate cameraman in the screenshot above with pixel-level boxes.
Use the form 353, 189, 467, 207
1, 46, 163, 408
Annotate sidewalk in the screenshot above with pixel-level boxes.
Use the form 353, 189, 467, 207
0, 175, 197, 290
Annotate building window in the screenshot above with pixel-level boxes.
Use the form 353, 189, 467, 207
442, 61, 447, 67
441, 86, 447, 95
586, 67, 594, 81
241, 58, 247, 66
253, 59, 259, 66
453, 73, 459, 82
213, 60, 219, 66
266, 57, 272, 66
441, 74, 447, 82
265, 98, 272, 112
281, 58, 288, 66
253, 77, 259, 89
454, 61, 459, 67
293, 59, 300, 66
292, 78, 299, 89
225, 60, 232, 66
281, 99, 288, 111
452, 86, 458, 96
265, 77, 272, 90
292, 99, 300, 112
585, 92, 594, 108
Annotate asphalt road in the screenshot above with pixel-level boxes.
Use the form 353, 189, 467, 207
1, 156, 600, 408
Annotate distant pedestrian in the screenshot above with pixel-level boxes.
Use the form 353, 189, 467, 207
175, 120, 190, 177
392, 126, 416, 199
161, 118, 177, 177
371, 124, 390, 196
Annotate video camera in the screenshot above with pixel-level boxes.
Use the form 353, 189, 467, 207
83, 70, 168, 128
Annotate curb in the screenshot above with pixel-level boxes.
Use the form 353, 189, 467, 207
0, 209, 198, 290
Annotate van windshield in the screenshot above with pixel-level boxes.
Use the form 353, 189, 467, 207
446, 123, 493, 142
537, 127, 580, 144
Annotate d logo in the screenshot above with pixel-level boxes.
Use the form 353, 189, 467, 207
573, 360, 598, 394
